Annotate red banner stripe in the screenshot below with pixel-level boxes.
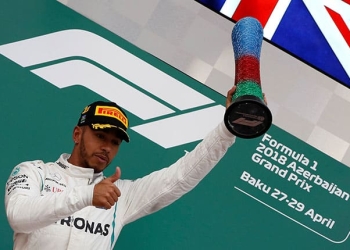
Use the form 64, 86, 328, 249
232, 0, 279, 27
326, 6, 350, 47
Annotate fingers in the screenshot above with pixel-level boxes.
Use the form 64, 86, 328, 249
263, 93, 268, 105
105, 196, 115, 209
112, 185, 121, 198
226, 86, 236, 109
107, 167, 121, 183
93, 168, 122, 209
105, 186, 121, 208
94, 185, 121, 209
115, 167, 121, 181
105, 188, 120, 208
226, 86, 268, 107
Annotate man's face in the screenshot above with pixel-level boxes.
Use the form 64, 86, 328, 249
75, 126, 122, 173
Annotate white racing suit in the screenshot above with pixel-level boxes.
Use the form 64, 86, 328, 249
5, 121, 235, 249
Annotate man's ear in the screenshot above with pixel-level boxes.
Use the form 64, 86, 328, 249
73, 126, 83, 144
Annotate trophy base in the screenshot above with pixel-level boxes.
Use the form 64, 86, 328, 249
224, 95, 272, 139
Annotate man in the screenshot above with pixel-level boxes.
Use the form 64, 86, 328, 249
5, 87, 239, 249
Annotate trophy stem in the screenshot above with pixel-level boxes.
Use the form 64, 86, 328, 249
224, 16, 272, 139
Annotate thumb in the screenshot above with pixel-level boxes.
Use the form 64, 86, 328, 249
107, 167, 121, 183
226, 86, 236, 109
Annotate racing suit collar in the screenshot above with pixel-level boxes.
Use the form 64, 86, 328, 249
56, 154, 103, 183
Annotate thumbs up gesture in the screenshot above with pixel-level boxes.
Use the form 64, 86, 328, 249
93, 167, 121, 209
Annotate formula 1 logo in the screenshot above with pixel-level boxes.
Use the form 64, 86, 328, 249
0, 29, 225, 148
197, 0, 350, 88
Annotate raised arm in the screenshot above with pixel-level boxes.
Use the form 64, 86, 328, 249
118, 117, 236, 225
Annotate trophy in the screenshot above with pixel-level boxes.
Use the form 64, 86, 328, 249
224, 17, 272, 139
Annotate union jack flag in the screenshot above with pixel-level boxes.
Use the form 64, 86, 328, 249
196, 0, 350, 88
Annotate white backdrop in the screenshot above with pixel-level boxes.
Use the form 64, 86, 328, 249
59, 0, 350, 166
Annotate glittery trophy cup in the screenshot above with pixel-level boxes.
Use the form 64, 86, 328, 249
224, 17, 272, 139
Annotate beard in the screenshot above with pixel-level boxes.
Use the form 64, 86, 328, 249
79, 135, 93, 169
79, 133, 110, 173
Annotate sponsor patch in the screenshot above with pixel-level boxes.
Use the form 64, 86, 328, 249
95, 105, 128, 127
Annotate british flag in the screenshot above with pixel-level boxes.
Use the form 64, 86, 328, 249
196, 0, 350, 88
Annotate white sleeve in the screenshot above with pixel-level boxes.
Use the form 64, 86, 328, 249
118, 121, 235, 225
5, 161, 94, 233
